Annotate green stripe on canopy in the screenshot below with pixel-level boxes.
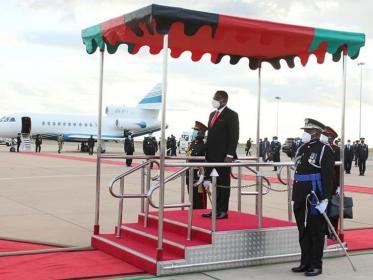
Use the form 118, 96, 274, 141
310, 28, 365, 59
81, 24, 104, 54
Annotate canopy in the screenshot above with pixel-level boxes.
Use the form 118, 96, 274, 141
82, 4, 365, 70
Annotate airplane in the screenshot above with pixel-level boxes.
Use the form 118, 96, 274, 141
0, 84, 163, 153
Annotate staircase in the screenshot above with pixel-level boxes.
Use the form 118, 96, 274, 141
92, 211, 212, 275
21, 133, 31, 151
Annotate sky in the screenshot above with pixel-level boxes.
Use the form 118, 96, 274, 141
0, 0, 372, 143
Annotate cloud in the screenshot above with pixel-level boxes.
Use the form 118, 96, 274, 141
23, 31, 80, 49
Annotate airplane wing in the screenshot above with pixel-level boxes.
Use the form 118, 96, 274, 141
66, 135, 126, 142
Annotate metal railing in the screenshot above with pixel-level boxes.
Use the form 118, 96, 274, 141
107, 155, 301, 249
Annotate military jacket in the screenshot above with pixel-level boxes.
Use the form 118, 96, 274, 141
292, 139, 334, 202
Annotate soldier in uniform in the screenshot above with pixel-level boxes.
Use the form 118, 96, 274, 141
357, 137, 369, 176
291, 118, 334, 276
143, 134, 157, 168
124, 134, 135, 167
270, 136, 281, 171
320, 126, 340, 239
186, 121, 208, 209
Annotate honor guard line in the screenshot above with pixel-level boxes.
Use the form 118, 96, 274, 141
81, 4, 365, 276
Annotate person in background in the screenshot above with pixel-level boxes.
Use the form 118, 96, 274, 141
292, 137, 302, 159
16, 134, 21, 152
353, 140, 359, 167
262, 137, 271, 162
124, 134, 135, 167
143, 134, 157, 168
245, 138, 252, 156
57, 134, 64, 154
170, 135, 177, 156
357, 137, 369, 176
88, 135, 95, 155
344, 139, 354, 174
35, 134, 42, 153
270, 136, 281, 171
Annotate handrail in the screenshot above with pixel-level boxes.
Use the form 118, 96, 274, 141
109, 160, 156, 198
147, 166, 203, 209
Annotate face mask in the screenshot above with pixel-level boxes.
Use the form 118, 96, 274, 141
212, 99, 220, 109
320, 134, 328, 144
301, 132, 312, 143
274, 140, 278, 143
191, 130, 198, 139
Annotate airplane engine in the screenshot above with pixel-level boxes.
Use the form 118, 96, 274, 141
115, 119, 147, 130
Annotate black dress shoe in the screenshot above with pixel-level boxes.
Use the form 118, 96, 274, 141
201, 212, 212, 218
291, 264, 309, 273
216, 212, 228, 219
305, 268, 322, 276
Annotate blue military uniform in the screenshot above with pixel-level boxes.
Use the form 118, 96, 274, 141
292, 119, 334, 275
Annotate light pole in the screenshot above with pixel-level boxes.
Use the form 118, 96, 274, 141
275, 96, 281, 137
358, 62, 365, 139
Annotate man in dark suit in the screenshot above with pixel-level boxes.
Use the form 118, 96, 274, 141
124, 134, 135, 167
202, 90, 239, 219
344, 140, 354, 174
270, 136, 281, 171
357, 137, 369, 176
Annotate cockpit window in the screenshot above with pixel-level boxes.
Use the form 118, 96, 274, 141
9, 117, 15, 122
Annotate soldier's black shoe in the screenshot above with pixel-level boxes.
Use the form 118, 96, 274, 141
291, 264, 309, 273
304, 268, 322, 276
201, 212, 212, 218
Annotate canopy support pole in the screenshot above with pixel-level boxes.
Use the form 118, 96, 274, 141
255, 63, 262, 216
157, 35, 169, 256
339, 51, 347, 240
94, 50, 104, 235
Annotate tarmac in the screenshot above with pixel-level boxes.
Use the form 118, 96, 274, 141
1, 140, 372, 279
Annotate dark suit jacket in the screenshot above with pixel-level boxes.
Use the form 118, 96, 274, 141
344, 144, 354, 161
206, 107, 239, 162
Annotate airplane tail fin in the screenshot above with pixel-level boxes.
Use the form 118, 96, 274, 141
137, 83, 162, 110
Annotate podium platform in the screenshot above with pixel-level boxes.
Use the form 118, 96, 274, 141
92, 210, 344, 276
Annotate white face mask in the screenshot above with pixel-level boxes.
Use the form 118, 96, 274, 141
301, 132, 312, 143
320, 134, 329, 144
212, 99, 220, 109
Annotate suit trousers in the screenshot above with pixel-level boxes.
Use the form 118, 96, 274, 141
206, 166, 231, 213
344, 159, 352, 173
358, 159, 366, 174
294, 202, 326, 269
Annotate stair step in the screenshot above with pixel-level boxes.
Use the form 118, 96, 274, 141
92, 234, 157, 275
120, 225, 185, 258
138, 213, 212, 244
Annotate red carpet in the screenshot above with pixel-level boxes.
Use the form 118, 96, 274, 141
151, 209, 295, 231
345, 228, 373, 251
0, 249, 146, 280
0, 239, 61, 252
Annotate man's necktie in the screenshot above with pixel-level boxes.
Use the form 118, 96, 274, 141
210, 111, 220, 128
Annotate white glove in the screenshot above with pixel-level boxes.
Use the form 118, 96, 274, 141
202, 180, 211, 190
336, 186, 341, 195
315, 199, 328, 214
